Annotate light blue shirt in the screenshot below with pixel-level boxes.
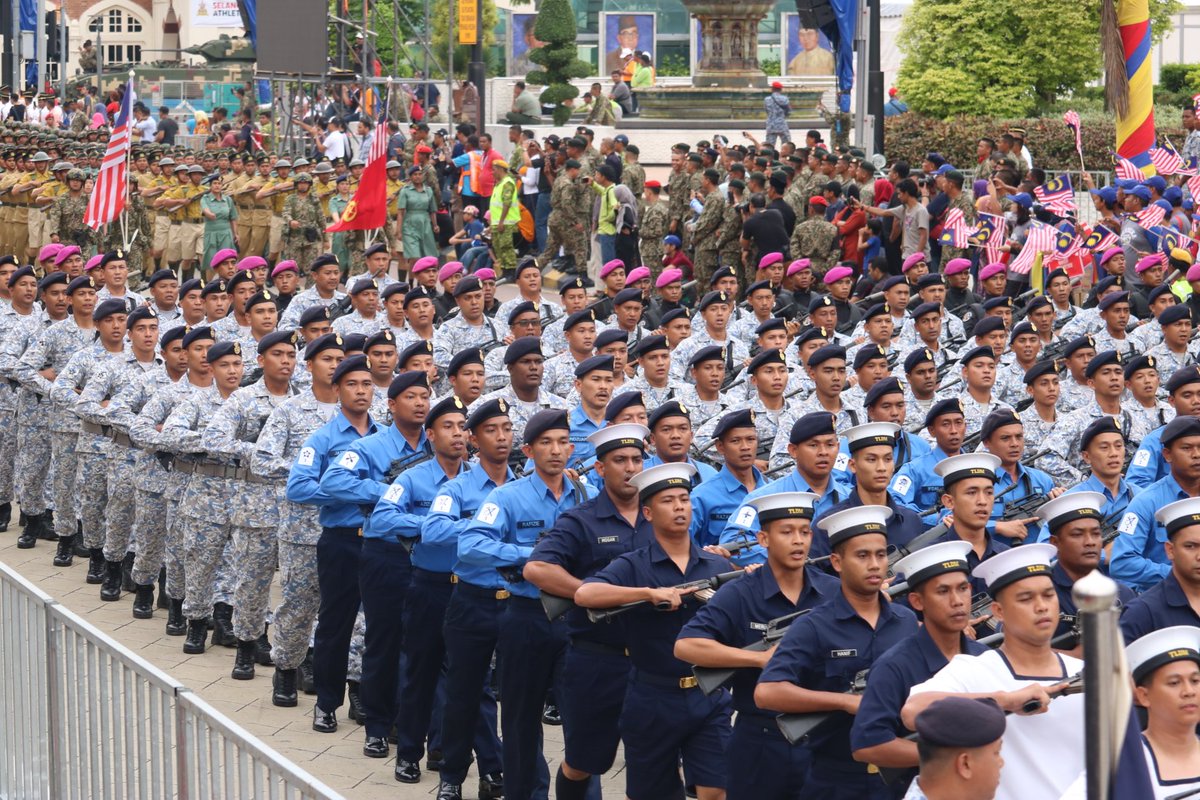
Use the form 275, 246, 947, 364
369, 456, 468, 572
720, 469, 852, 564
287, 411, 382, 529
1110, 472, 1188, 591
424, 463, 516, 588
689, 464, 765, 552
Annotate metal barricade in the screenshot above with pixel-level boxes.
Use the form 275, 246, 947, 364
0, 561, 342, 800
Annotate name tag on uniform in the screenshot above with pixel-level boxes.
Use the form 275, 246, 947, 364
296, 446, 315, 467
596, 535, 619, 544
892, 475, 912, 495
415, 500, 432, 509
518, 519, 545, 530
830, 649, 858, 658
432, 495, 453, 514
749, 621, 768, 632
710, 512, 730, 522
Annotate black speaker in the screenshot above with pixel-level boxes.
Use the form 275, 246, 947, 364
795, 0, 837, 31
257, 0, 328, 75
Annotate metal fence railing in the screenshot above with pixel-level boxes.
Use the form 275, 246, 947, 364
0, 561, 342, 800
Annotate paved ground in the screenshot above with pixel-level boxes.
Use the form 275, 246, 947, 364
0, 531, 628, 799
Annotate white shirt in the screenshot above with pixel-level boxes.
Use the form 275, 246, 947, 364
323, 129, 348, 160
135, 118, 157, 142
909, 649, 1084, 800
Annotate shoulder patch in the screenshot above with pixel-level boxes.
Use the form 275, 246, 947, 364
734, 506, 757, 529
296, 446, 315, 467
1118, 512, 1139, 535
432, 495, 453, 514
382, 483, 405, 504
833, 452, 850, 472
477, 502, 501, 525
1131, 449, 1151, 468
892, 475, 912, 495
337, 450, 360, 469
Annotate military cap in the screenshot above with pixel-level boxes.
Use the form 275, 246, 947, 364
789, 411, 836, 444
1168, 366, 1200, 394
1084, 350, 1122, 378
310, 253, 340, 271
507, 301, 539, 326
629, 462, 696, 502
795, 326, 831, 347
660, 307, 690, 327
452, 276, 482, 297
589, 423, 649, 458
1022, 360, 1057, 385
426, 395, 468, 428
864, 377, 905, 407
914, 696, 1006, 750
296, 306, 332, 329
1127, 626, 1200, 685
807, 344, 846, 369
595, 328, 630, 350
605, 391, 645, 422
504, 336, 543, 365
6, 265, 35, 287
92, 298, 128, 321
398, 339, 434, 367
972, 316, 1006, 338
206, 340, 243, 363
304, 332, 345, 361
853, 344, 888, 370
524, 408, 570, 444
633, 335, 669, 358
563, 308, 596, 332
380, 282, 408, 302
934, 452, 1000, 489
466, 398, 510, 429
647, 399, 691, 431
364, 330, 396, 352
924, 398, 965, 428
688, 344, 726, 368
244, 289, 277, 312
447, 347, 484, 376
181, 326, 215, 348
388, 371, 431, 398
38, 271, 68, 291
125, 305, 157, 329
404, 286, 436, 307
332, 354, 371, 383
574, 354, 615, 379
1163, 415, 1200, 446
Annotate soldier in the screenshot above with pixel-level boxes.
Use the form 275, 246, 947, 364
278, 254, 346, 330
332, 277, 387, 337
162, 166, 209, 279
639, 181, 668, 279
14, 150, 54, 261
30, 161, 71, 254
689, 169, 726, 289
432, 276, 506, 373
255, 158, 295, 265
671, 291, 749, 384
688, 409, 767, 548
791, 198, 840, 282
13, 275, 100, 549
717, 179, 747, 277
100, 175, 152, 282
0, 266, 45, 531
281, 172, 323, 267
235, 157, 272, 260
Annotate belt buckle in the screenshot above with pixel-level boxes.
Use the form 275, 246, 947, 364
357, 527, 363, 537
867, 764, 879, 775
679, 676, 698, 690
496, 589, 510, 600
450, 574, 459, 584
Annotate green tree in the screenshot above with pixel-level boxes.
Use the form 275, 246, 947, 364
525, 0, 592, 125
896, 0, 1181, 119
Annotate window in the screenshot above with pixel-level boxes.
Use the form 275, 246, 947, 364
87, 9, 145, 64
104, 44, 142, 63
88, 9, 143, 34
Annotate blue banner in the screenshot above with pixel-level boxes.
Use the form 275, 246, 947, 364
827, 0, 858, 113
240, 0, 258, 49
19, 0, 36, 31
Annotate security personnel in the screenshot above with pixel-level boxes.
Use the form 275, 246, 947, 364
425, 398, 513, 800
369, 394, 470, 782
722, 412, 853, 563
1034, 416, 1136, 545
890, 398, 969, 519
756, 503, 919, 800
644, 399, 719, 481
1111, 415, 1200, 592
677, 491, 841, 800
1127, 365, 1200, 490
526, 423, 654, 800
978, 410, 1059, 546
689, 409, 766, 551
848, 541, 987, 794
1035, 491, 1136, 653
904, 697, 1008, 800
576, 463, 737, 800
459, 409, 598, 800
1125, 626, 1200, 799
322, 368, 432, 756
818, 422, 926, 550
928, 453, 1010, 596
1120, 496, 1200, 642
832, 378, 931, 484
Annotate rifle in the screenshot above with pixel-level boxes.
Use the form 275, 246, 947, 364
1040, 339, 1071, 364
691, 608, 814, 695
328, 294, 354, 321
540, 538, 758, 622
775, 668, 871, 744
385, 450, 433, 482
1100, 512, 1122, 548
585, 570, 745, 623
1000, 491, 1049, 523
935, 357, 960, 381
853, 291, 885, 307
813, 518, 955, 581
959, 428, 982, 452
1051, 307, 1077, 331
721, 362, 746, 392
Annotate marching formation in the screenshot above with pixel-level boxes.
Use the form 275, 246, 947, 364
5, 113, 1200, 800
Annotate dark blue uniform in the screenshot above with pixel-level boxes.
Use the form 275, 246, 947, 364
585, 540, 737, 800
370, 456, 469, 766
1050, 562, 1136, 644
679, 564, 841, 800
816, 491, 927, 550
318, 423, 428, 739
935, 527, 1010, 596
286, 411, 381, 715
849, 627, 988, 795
758, 590, 919, 800
529, 491, 654, 776
425, 464, 514, 789
1120, 572, 1200, 644
460, 471, 597, 800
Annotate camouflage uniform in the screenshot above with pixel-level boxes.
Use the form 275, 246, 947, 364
161, 384, 240, 622
621, 161, 646, 213
99, 192, 152, 281
127, 378, 199, 597
667, 168, 690, 237
0, 307, 44, 508
770, 396, 865, 469
250, 392, 338, 669
691, 189, 726, 289
15, 316, 96, 537
53, 346, 130, 550
432, 315, 507, 373
639, 199, 669, 280
790, 216, 840, 282
716, 202, 745, 284
542, 172, 589, 271
203, 378, 301, 642
466, 387, 568, 443
279, 286, 348, 330
331, 311, 388, 337
1034, 403, 1152, 478
675, 385, 735, 429
281, 191, 324, 267
46, 190, 97, 257
612, 376, 688, 415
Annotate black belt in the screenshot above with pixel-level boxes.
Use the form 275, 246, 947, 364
569, 639, 628, 658
171, 460, 240, 479
630, 667, 700, 691
451, 576, 511, 600
184, 217, 202, 223
321, 525, 363, 537
412, 568, 453, 584
170, 221, 183, 225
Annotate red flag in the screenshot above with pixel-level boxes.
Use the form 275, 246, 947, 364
326, 126, 389, 232
1008, 221, 1056, 275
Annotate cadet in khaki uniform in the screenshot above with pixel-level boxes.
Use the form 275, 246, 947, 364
165, 166, 209, 278
384, 160, 405, 257
16, 151, 54, 259
144, 157, 177, 270
162, 163, 193, 265
256, 159, 295, 264
237, 158, 273, 260
6, 153, 37, 262
224, 156, 255, 256
0, 152, 17, 256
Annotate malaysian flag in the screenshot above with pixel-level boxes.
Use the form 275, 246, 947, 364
968, 212, 1007, 264
1084, 225, 1119, 253
937, 207, 971, 248
1008, 221, 1057, 275
85, 79, 135, 229
1149, 142, 1185, 175
1033, 175, 1076, 214
1135, 202, 1167, 229
1063, 110, 1082, 156
1112, 151, 1145, 182
1178, 155, 1200, 178
1188, 173, 1200, 207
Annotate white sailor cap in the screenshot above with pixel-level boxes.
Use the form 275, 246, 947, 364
1154, 497, 1200, 538
1036, 491, 1106, 534
629, 462, 697, 503
932, 452, 1001, 488
1127, 626, 1200, 684
971, 543, 1056, 594
587, 423, 649, 459
747, 491, 820, 524
844, 422, 900, 453
892, 540, 973, 589
819, 504, 890, 549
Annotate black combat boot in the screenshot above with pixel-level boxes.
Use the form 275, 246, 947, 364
16, 511, 39, 548
254, 624, 274, 666
73, 522, 88, 557
99, 559, 123, 601
165, 599, 186, 636
272, 668, 298, 707
211, 602, 237, 647
0, 501, 12, 531
298, 648, 316, 694
131, 584, 155, 619
231, 639, 256, 680
36, 509, 56, 541
120, 552, 135, 592
52, 535, 75, 567
156, 567, 170, 609
85, 548, 106, 583
183, 619, 208, 654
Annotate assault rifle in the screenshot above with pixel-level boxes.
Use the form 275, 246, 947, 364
691, 608, 813, 695
810, 518, 954, 581
776, 668, 871, 744
585, 570, 745, 623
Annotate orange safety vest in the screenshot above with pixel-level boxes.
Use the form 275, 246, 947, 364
458, 151, 483, 196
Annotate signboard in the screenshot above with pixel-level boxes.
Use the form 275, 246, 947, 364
458, 0, 478, 45
191, 0, 243, 28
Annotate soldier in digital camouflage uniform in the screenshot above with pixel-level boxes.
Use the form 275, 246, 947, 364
639, 182, 669, 280
282, 173, 324, 269
98, 175, 152, 286
0, 266, 44, 528
542, 159, 589, 272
